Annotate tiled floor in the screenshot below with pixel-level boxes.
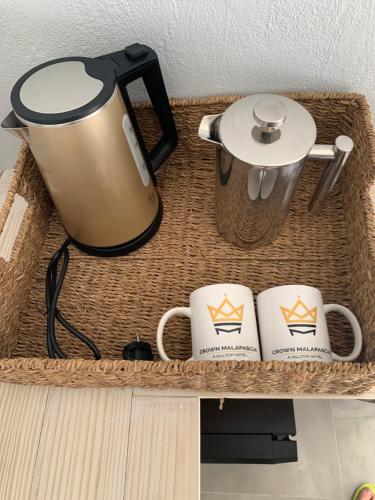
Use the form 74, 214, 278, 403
201, 399, 375, 500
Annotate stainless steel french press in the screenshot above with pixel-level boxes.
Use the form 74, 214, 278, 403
198, 94, 353, 249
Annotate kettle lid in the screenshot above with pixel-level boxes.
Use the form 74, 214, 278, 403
11, 57, 116, 126
218, 94, 317, 167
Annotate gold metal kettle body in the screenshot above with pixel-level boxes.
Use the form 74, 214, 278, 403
3, 87, 159, 249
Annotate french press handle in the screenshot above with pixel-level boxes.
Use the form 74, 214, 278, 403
308, 135, 354, 213
102, 44, 178, 174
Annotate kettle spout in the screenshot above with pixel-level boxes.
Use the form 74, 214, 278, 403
1, 111, 30, 144
198, 114, 223, 146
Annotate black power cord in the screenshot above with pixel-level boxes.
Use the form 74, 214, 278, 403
46, 238, 101, 360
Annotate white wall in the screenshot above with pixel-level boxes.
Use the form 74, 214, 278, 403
1, 0, 374, 166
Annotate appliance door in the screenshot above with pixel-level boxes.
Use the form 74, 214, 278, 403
201, 399, 297, 464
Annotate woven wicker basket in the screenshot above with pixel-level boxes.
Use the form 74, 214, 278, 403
1, 93, 375, 395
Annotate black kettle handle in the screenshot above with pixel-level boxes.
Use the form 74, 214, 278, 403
104, 44, 178, 174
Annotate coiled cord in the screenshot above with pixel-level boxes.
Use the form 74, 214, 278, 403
46, 238, 101, 360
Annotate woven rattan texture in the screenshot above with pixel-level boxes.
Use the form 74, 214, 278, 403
1, 93, 375, 394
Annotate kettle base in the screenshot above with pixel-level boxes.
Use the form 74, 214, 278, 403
70, 200, 163, 257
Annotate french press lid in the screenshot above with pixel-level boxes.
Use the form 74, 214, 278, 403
219, 94, 317, 167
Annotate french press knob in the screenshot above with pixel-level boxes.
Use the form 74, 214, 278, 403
253, 97, 287, 133
252, 97, 287, 143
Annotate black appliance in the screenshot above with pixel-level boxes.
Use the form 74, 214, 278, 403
201, 399, 297, 464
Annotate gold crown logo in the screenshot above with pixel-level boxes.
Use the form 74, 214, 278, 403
280, 296, 317, 324
207, 295, 244, 323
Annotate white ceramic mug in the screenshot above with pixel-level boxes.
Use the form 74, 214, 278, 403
257, 285, 363, 362
157, 284, 261, 361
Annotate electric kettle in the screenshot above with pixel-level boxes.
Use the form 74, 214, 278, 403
2, 43, 178, 256
198, 94, 353, 249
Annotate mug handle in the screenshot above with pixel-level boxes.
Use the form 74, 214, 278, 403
156, 307, 193, 361
323, 304, 363, 361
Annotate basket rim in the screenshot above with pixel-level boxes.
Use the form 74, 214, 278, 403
133, 91, 370, 109
0, 143, 29, 239
2, 357, 375, 375
138, 92, 375, 178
